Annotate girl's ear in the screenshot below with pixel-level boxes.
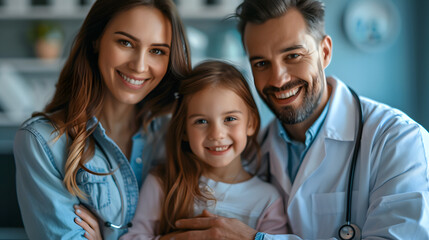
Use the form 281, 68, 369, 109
246, 115, 257, 137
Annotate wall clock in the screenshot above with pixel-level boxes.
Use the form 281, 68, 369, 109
344, 0, 401, 52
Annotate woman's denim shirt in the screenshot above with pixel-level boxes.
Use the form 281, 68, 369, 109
14, 116, 168, 240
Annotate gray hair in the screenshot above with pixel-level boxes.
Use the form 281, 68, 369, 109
235, 0, 326, 44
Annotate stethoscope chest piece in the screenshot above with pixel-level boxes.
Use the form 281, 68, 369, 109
339, 223, 361, 240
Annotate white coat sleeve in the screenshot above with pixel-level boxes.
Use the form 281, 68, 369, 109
120, 173, 164, 240
360, 123, 429, 238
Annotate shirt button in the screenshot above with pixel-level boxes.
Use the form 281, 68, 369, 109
135, 157, 142, 164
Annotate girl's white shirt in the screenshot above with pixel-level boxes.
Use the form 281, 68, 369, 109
120, 173, 288, 240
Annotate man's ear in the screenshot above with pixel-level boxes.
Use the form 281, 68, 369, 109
320, 35, 332, 69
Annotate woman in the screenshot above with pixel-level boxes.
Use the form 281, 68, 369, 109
13, 0, 190, 239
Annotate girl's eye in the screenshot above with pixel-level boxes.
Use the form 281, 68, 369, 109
118, 40, 132, 48
150, 49, 165, 55
194, 119, 208, 125
225, 116, 237, 122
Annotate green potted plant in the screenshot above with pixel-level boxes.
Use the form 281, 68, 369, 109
28, 21, 64, 60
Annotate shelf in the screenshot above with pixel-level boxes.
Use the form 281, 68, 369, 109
0, 6, 90, 20
0, 5, 237, 20
0, 112, 30, 128
0, 58, 65, 73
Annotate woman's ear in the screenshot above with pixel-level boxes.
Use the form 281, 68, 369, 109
319, 35, 332, 69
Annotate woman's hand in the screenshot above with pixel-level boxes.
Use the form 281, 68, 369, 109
74, 205, 103, 240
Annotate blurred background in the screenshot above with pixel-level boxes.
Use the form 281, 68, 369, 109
0, 0, 428, 239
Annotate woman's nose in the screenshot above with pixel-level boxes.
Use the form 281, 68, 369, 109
129, 51, 149, 73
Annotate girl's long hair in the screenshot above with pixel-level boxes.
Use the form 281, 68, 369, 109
156, 60, 261, 234
33, 0, 191, 198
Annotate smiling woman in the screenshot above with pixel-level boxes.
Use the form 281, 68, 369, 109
12, 0, 191, 239
98, 6, 172, 106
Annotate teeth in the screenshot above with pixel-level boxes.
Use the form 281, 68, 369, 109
120, 72, 145, 85
211, 146, 229, 152
275, 87, 299, 99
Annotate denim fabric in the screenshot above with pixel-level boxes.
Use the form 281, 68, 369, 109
255, 232, 266, 240
14, 116, 168, 240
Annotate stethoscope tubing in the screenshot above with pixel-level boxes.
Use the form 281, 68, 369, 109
94, 140, 133, 230
345, 87, 364, 225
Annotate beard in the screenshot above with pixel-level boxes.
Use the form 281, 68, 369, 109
260, 62, 325, 125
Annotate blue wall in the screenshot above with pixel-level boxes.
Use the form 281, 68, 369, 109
418, 0, 429, 129
323, 0, 428, 129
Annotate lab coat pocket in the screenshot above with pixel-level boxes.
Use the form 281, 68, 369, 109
311, 192, 345, 237
77, 168, 111, 210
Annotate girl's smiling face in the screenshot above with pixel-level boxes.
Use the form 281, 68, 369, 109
185, 85, 256, 174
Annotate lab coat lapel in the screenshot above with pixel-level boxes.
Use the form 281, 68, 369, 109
269, 141, 292, 197
288, 132, 327, 203
261, 122, 292, 196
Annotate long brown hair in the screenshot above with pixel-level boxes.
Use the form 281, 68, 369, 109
157, 60, 261, 234
33, 0, 191, 197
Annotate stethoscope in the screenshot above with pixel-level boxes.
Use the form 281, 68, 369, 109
338, 87, 363, 240
93, 141, 133, 230
263, 87, 363, 239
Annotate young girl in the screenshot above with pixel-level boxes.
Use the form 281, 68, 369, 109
120, 60, 287, 239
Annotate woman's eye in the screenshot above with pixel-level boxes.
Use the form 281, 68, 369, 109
150, 49, 165, 55
225, 116, 237, 122
118, 40, 132, 48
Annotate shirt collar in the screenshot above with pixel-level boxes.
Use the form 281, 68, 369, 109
277, 101, 330, 147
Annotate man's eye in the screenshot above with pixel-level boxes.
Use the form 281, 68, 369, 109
287, 53, 300, 59
254, 61, 267, 68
